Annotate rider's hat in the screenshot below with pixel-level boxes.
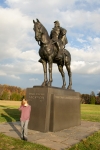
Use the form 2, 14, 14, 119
54, 20, 60, 26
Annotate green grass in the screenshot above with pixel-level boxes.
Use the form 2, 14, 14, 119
67, 104, 100, 150
67, 130, 100, 150
81, 104, 100, 122
0, 133, 52, 150
1, 104, 100, 123
0, 105, 20, 123
0, 103, 53, 150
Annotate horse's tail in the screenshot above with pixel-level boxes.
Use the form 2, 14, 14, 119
64, 49, 71, 61
63, 49, 71, 66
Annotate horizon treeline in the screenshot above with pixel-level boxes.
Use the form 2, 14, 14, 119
81, 91, 100, 104
0, 84, 26, 101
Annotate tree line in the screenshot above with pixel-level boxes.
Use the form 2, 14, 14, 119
0, 84, 100, 104
0, 84, 26, 101
81, 91, 100, 104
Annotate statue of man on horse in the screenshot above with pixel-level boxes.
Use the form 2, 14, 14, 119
33, 19, 72, 89
50, 21, 68, 59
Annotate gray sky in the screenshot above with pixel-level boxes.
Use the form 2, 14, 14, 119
0, 0, 100, 94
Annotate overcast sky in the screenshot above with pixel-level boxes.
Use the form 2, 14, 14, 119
0, 0, 100, 95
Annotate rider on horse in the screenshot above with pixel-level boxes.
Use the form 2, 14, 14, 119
50, 21, 68, 58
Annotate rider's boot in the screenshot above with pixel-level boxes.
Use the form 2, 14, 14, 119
55, 42, 62, 59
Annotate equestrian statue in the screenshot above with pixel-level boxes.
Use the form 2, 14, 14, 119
33, 19, 72, 89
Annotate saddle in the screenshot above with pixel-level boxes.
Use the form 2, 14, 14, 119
55, 49, 69, 59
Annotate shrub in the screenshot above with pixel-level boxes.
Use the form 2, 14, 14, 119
0, 91, 10, 100
90, 96, 96, 104
10, 92, 23, 101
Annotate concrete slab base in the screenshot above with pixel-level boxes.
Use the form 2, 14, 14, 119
0, 121, 100, 150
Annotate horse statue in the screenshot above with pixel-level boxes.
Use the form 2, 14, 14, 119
33, 19, 72, 89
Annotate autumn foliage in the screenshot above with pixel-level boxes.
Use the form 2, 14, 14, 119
0, 84, 26, 101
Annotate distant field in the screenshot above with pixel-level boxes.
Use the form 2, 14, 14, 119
0, 100, 21, 123
0, 100, 20, 107
81, 104, 100, 122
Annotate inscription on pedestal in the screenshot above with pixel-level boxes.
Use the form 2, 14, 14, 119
55, 96, 80, 100
49, 94, 81, 131
28, 93, 45, 101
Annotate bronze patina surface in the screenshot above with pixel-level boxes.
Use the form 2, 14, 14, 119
33, 19, 72, 89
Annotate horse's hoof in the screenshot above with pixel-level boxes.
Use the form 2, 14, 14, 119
41, 81, 48, 86
41, 84, 45, 86
67, 85, 72, 89
48, 82, 52, 87
62, 86, 66, 89
41, 82, 46, 86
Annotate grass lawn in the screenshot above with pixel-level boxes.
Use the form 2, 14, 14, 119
81, 104, 100, 122
67, 130, 100, 150
0, 133, 53, 150
0, 101, 100, 150
0, 100, 20, 122
0, 100, 53, 150
67, 104, 100, 150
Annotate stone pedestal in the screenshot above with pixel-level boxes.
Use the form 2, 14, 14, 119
26, 86, 81, 132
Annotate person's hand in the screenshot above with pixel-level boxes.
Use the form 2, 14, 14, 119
24, 100, 28, 106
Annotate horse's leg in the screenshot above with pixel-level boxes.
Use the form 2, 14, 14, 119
48, 57, 53, 86
58, 64, 66, 89
41, 59, 48, 86
65, 60, 72, 89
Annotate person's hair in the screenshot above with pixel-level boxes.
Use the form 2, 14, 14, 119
21, 96, 25, 101
23, 99, 27, 101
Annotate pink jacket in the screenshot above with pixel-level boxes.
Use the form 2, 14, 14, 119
19, 105, 31, 121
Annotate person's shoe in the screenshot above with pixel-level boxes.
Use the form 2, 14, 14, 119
21, 136, 24, 140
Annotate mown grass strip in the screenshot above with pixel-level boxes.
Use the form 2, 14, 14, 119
0, 133, 53, 150
67, 130, 100, 150
0, 105, 20, 123
81, 104, 100, 122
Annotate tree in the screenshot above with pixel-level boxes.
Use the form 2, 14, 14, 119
0, 84, 26, 101
90, 91, 96, 104
95, 96, 100, 104
96, 92, 100, 104
81, 94, 90, 104
90, 91, 95, 96
10, 92, 23, 101
97, 92, 100, 97
90, 96, 96, 104
0, 91, 9, 100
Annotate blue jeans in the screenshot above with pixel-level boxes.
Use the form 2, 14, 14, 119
21, 120, 29, 139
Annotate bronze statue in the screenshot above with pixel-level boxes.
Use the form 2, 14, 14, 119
50, 20, 68, 58
33, 19, 72, 89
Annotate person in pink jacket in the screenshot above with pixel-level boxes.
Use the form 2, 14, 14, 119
19, 99, 31, 141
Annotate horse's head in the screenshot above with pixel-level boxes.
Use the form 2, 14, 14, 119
33, 19, 50, 44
